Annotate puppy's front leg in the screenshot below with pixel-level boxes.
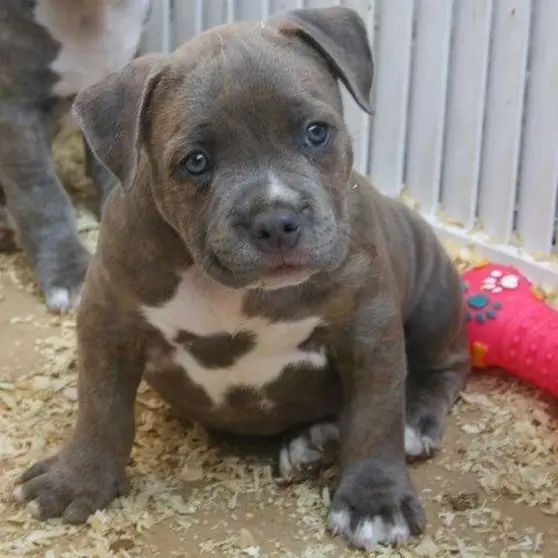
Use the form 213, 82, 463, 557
14, 297, 144, 524
329, 298, 426, 550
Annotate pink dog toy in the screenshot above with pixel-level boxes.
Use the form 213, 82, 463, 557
461, 262, 558, 397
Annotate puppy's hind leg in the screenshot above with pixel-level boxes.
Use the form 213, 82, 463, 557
404, 327, 470, 461
403, 256, 470, 461
278, 421, 339, 481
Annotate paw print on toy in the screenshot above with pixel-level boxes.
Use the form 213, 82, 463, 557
480, 269, 520, 294
460, 279, 504, 324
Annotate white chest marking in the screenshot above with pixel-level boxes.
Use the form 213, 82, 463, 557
142, 269, 327, 406
35, 0, 150, 97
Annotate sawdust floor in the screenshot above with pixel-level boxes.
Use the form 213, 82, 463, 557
1, 132, 558, 557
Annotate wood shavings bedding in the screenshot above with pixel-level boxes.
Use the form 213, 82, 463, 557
0, 132, 556, 557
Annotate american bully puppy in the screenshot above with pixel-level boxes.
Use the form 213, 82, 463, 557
0, 0, 151, 311
14, 7, 470, 550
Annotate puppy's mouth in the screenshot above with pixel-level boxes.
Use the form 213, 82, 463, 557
206, 249, 315, 290
252, 249, 316, 286
261, 248, 312, 268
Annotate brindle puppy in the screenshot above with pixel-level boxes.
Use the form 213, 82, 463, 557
14, 7, 470, 550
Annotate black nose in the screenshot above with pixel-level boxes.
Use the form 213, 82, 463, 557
250, 210, 302, 253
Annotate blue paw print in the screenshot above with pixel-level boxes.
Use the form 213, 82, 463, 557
461, 281, 503, 324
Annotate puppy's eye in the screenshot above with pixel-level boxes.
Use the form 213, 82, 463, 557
180, 150, 212, 176
305, 122, 330, 147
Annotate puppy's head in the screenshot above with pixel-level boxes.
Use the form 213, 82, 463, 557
74, 7, 374, 290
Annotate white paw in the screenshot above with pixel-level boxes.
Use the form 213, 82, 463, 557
12, 487, 41, 518
279, 436, 322, 479
27, 500, 41, 519
278, 422, 339, 479
12, 485, 25, 503
328, 508, 411, 550
404, 425, 438, 459
45, 287, 81, 314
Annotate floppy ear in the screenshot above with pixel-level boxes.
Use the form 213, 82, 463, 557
271, 6, 374, 114
73, 53, 167, 192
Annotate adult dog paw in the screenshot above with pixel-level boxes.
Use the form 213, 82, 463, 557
36, 238, 91, 314
328, 459, 426, 550
13, 449, 127, 524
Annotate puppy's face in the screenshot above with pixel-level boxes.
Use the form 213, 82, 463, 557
74, 7, 374, 290
148, 31, 354, 289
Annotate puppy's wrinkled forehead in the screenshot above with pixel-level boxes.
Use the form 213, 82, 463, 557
155, 24, 343, 143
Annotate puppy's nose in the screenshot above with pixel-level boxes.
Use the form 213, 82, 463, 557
250, 210, 301, 253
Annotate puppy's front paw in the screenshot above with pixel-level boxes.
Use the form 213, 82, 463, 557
328, 459, 426, 550
13, 448, 127, 524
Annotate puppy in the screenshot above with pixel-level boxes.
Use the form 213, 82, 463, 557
14, 7, 470, 550
0, 0, 150, 311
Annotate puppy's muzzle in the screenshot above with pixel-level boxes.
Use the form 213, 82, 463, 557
250, 208, 301, 254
